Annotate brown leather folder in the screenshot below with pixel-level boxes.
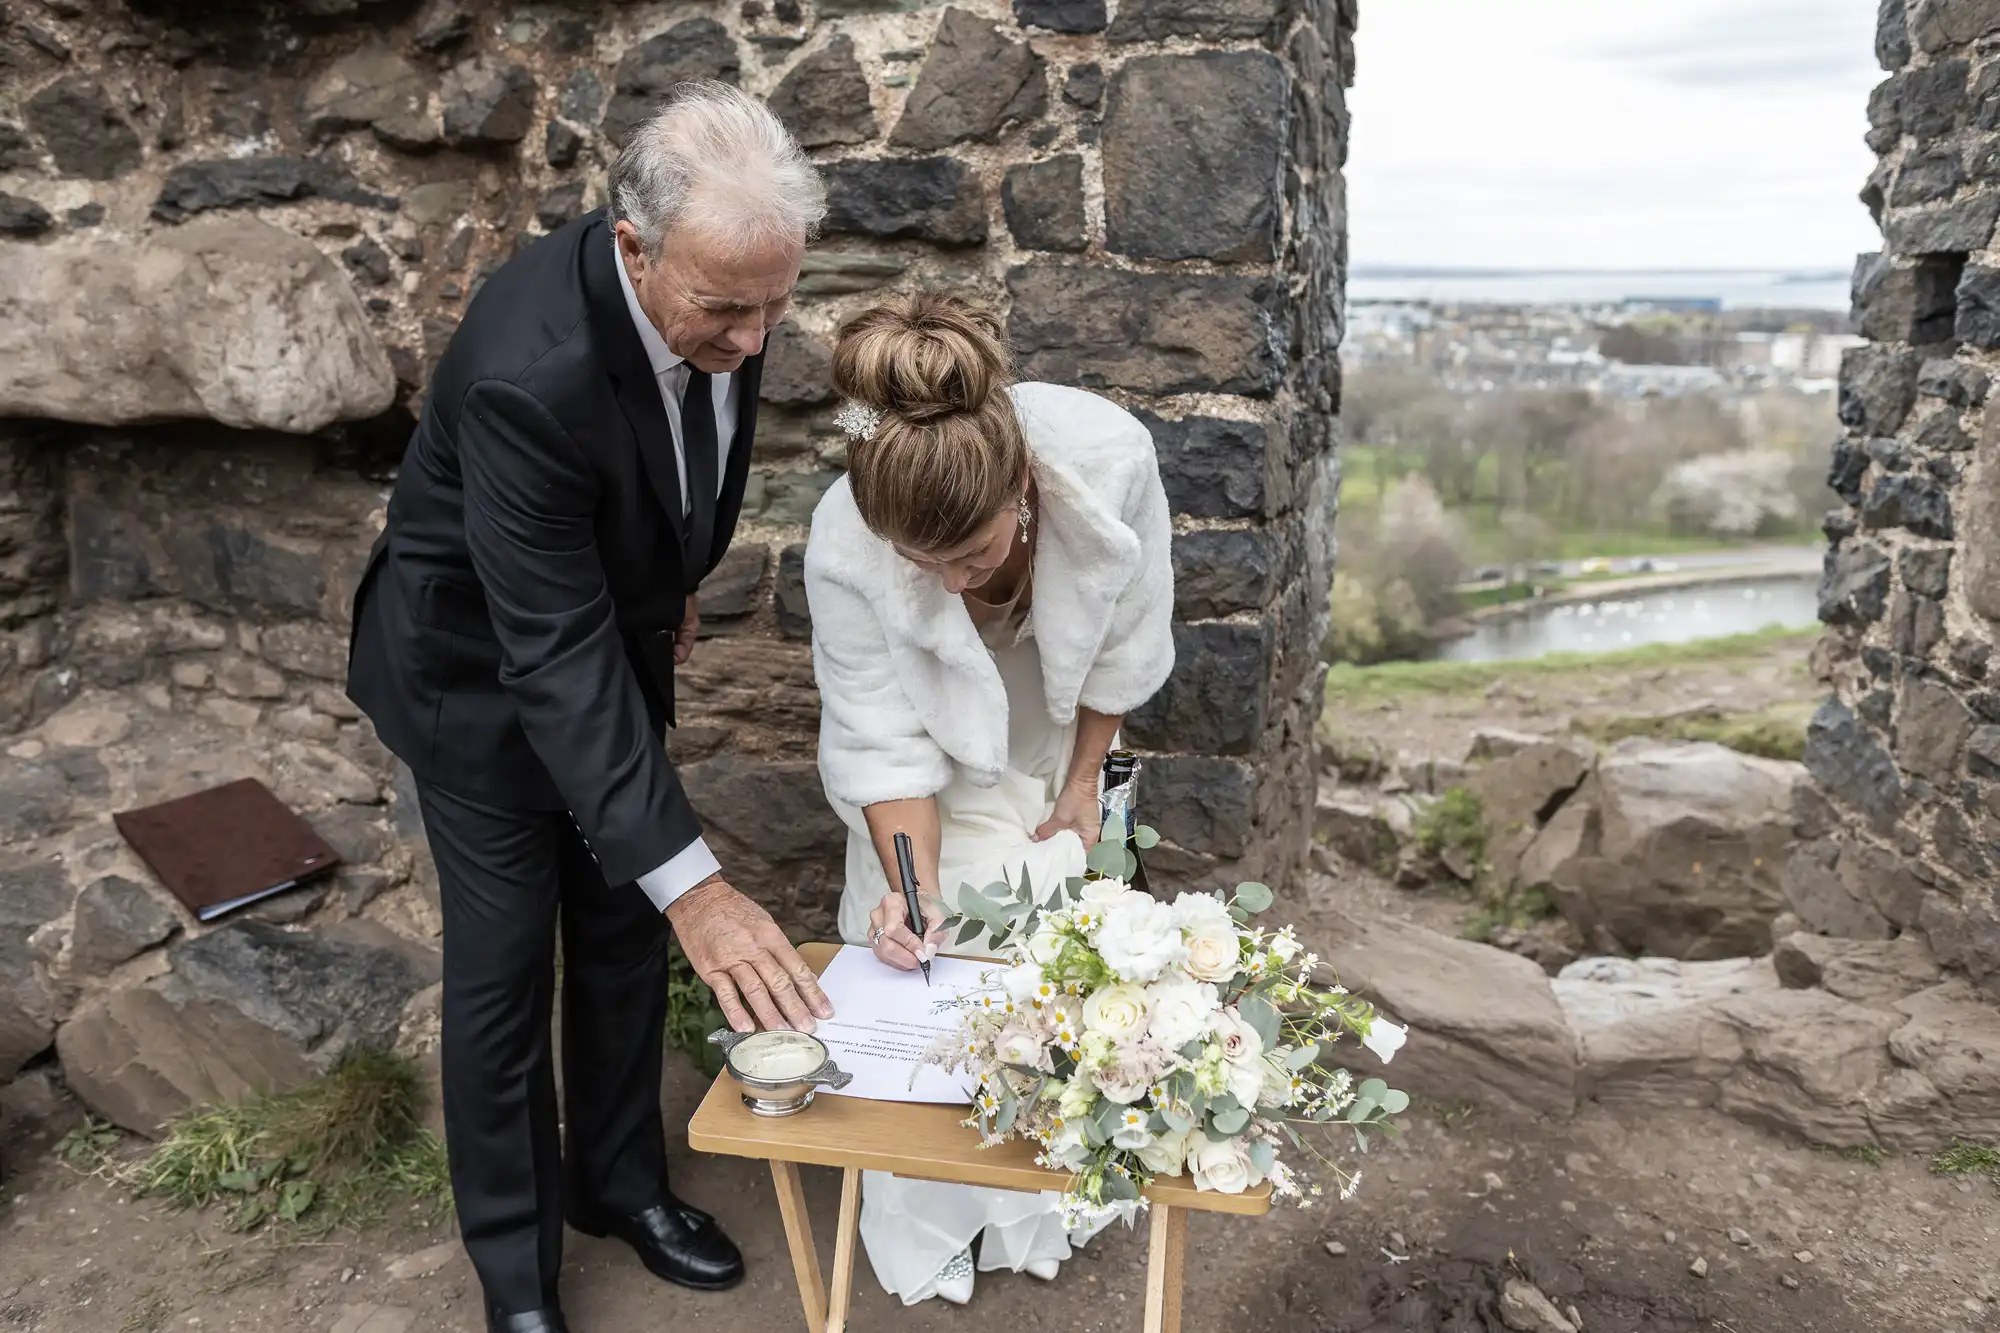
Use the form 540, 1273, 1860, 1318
113, 778, 342, 922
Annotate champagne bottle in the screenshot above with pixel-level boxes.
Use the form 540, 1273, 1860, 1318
1089, 749, 1151, 893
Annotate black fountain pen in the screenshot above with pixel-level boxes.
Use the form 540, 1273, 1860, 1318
892, 831, 932, 987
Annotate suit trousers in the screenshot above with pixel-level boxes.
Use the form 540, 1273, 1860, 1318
416, 778, 673, 1313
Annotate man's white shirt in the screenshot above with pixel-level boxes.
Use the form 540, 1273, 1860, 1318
614, 244, 740, 912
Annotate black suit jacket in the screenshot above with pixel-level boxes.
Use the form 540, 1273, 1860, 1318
346, 210, 761, 887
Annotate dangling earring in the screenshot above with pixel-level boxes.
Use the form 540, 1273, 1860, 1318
1017, 494, 1032, 545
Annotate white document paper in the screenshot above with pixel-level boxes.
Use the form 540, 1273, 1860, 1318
812, 945, 996, 1104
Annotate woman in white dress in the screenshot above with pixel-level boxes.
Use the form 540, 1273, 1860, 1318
802, 292, 1175, 1305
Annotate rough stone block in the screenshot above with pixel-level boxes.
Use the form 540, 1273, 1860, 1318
1954, 264, 2000, 347
1902, 56, 1969, 137
1, 855, 73, 1081
1773, 932, 1941, 1006
890, 8, 1047, 150
1002, 156, 1088, 253
1553, 956, 1773, 1109
1, 218, 394, 433
439, 59, 537, 148
1804, 701, 1905, 831
301, 47, 433, 145
1912, 0, 2000, 52
759, 323, 835, 408
601, 21, 740, 149
1147, 756, 1255, 858
1886, 191, 2000, 255
1895, 674, 1974, 783
1108, 0, 1287, 43
1015, 0, 1106, 32
681, 754, 845, 862
24, 75, 140, 180
1818, 541, 1892, 626
769, 36, 877, 148
700, 543, 768, 620
1171, 526, 1284, 621
1102, 52, 1288, 263
823, 157, 988, 246
1125, 621, 1271, 756
1008, 266, 1284, 397
1853, 251, 1963, 343
1861, 471, 1954, 539
1838, 344, 1921, 436
775, 543, 810, 639
1138, 411, 1270, 519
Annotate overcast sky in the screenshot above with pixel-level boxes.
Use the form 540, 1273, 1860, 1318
1345, 0, 1886, 271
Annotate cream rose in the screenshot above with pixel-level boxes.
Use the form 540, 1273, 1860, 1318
1182, 924, 1242, 983
1093, 1040, 1170, 1105
1146, 974, 1217, 1050
1077, 877, 1132, 914
994, 1020, 1050, 1072
1025, 924, 1065, 967
1136, 1129, 1190, 1176
1213, 1007, 1265, 1067
1058, 1072, 1098, 1119
1188, 1134, 1257, 1194
1083, 983, 1150, 1041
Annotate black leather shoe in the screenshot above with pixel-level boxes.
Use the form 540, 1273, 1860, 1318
568, 1195, 746, 1291
486, 1306, 567, 1333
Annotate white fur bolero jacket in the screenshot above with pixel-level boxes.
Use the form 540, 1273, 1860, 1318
803, 382, 1175, 810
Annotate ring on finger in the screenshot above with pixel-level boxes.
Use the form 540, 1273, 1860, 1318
870, 924, 887, 945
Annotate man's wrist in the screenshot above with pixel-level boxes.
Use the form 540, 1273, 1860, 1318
664, 871, 729, 922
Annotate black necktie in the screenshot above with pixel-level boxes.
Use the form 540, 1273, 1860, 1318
680, 366, 719, 584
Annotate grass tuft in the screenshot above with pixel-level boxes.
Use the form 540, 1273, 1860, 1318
1930, 1139, 2000, 1184
1462, 883, 1558, 944
125, 1049, 450, 1234
666, 939, 730, 1077
1413, 786, 1486, 876
1814, 1142, 1889, 1168
1579, 701, 1813, 763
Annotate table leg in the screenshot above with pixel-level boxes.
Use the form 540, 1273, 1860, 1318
769, 1161, 827, 1333
825, 1168, 863, 1333
1141, 1202, 1187, 1333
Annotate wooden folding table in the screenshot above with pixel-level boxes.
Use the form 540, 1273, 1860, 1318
687, 943, 1271, 1333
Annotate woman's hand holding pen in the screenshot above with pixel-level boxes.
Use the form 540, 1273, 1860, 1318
868, 889, 946, 971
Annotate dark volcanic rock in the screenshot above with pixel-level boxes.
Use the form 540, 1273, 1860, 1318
1015, 0, 1107, 32
1852, 251, 1963, 343
0, 193, 55, 237
683, 754, 844, 861
412, 0, 471, 52
775, 543, 810, 639
1804, 701, 1904, 831
0, 122, 39, 171
1008, 265, 1284, 397
24, 76, 141, 180
1002, 155, 1087, 252
769, 36, 877, 148
1, 854, 72, 1081
1900, 545, 1953, 597
441, 59, 538, 148
890, 8, 1047, 150
561, 68, 606, 125
1138, 411, 1270, 519
70, 876, 181, 975
823, 157, 987, 246
1107, 0, 1286, 42
1886, 191, 2000, 255
1955, 265, 2000, 349
760, 323, 835, 408
1839, 344, 1922, 435
535, 181, 588, 231
602, 20, 742, 149
1064, 63, 1105, 109
1102, 51, 1287, 263
1862, 471, 1954, 539
1146, 756, 1255, 858
1818, 541, 1892, 627
546, 120, 583, 169
1172, 527, 1284, 620
1125, 621, 1272, 756
150, 156, 393, 224
700, 542, 769, 620
341, 235, 394, 287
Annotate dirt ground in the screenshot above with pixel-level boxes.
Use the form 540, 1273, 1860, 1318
8, 636, 1998, 1333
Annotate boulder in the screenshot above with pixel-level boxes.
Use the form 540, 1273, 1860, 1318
1321, 911, 1578, 1118
1, 855, 73, 1081
1468, 735, 1593, 886
1874, 981, 2000, 1148
890, 8, 1047, 150
0, 217, 394, 433
1313, 787, 1395, 871
1553, 956, 1776, 1108
69, 876, 182, 976
1466, 728, 1543, 761
56, 920, 440, 1135
1537, 742, 1799, 960
1713, 988, 1902, 1147
1772, 932, 1942, 1006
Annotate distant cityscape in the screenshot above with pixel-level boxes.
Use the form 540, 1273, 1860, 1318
1346, 267, 1862, 399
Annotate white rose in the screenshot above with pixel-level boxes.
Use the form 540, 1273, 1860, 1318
1135, 1129, 1189, 1176
1362, 1016, 1408, 1064
1170, 891, 1234, 935
1077, 877, 1130, 913
1213, 1007, 1265, 1068
1002, 963, 1045, 1003
1083, 983, 1150, 1041
1188, 1134, 1257, 1194
1182, 924, 1242, 983
1095, 894, 1186, 982
1226, 1056, 1266, 1110
1025, 925, 1065, 967
1146, 974, 1217, 1050
994, 1020, 1049, 1072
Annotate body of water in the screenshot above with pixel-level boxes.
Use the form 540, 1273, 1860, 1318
1432, 574, 1821, 663
1350, 267, 1851, 312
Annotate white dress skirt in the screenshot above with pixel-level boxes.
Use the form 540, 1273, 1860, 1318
830, 622, 1103, 1304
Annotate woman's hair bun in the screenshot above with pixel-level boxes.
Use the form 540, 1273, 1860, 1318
831, 291, 1012, 425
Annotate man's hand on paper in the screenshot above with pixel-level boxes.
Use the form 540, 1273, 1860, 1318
868, 888, 947, 971
666, 875, 833, 1033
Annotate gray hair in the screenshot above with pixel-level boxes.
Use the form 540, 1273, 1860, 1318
609, 81, 827, 258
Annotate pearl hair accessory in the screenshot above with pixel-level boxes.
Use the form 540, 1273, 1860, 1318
834, 400, 883, 441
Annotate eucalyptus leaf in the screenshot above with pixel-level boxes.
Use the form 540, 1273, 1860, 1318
1237, 994, 1281, 1050
1160, 1106, 1191, 1134
1133, 824, 1161, 850
1345, 1098, 1374, 1123
1354, 1129, 1370, 1153
1086, 840, 1128, 878
1285, 1043, 1321, 1071
1234, 881, 1273, 913
996, 1097, 1019, 1134
1209, 1092, 1241, 1116
1247, 1140, 1275, 1175
1380, 1089, 1410, 1115
1121, 849, 1139, 880
1358, 1077, 1389, 1103
1099, 1172, 1139, 1202
1064, 876, 1085, 899
1179, 1040, 1207, 1061
955, 918, 985, 947
1081, 1117, 1106, 1148
1280, 1122, 1305, 1150
1211, 1106, 1250, 1135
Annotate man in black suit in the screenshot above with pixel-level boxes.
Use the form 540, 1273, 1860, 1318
346, 83, 834, 1333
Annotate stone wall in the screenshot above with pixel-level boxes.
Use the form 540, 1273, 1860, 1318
1804, 0, 2000, 998
0, 0, 1354, 951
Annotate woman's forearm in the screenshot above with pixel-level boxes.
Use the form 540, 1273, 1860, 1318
1063, 707, 1124, 799
861, 796, 943, 902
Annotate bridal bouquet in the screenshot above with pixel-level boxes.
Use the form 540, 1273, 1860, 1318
928, 833, 1410, 1223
